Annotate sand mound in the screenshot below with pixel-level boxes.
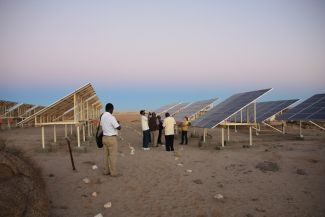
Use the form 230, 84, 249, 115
0, 142, 49, 217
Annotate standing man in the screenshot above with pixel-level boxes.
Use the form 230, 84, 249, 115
149, 112, 159, 147
101, 103, 121, 177
163, 112, 176, 151
157, 115, 163, 145
140, 110, 150, 150
180, 116, 190, 145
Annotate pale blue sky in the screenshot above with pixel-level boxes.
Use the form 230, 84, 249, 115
0, 0, 324, 111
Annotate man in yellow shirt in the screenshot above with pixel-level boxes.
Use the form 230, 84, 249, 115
180, 116, 190, 145
162, 112, 176, 151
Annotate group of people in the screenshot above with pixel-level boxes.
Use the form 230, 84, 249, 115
98, 102, 191, 177
140, 110, 191, 151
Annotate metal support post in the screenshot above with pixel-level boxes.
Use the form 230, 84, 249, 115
42, 126, 45, 149
299, 121, 303, 138
249, 126, 252, 146
82, 124, 86, 142
54, 125, 57, 143
77, 125, 81, 147
221, 127, 225, 147
203, 128, 206, 143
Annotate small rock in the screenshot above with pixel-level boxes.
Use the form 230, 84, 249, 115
186, 169, 193, 173
308, 159, 318, 163
214, 194, 224, 199
256, 161, 279, 173
193, 179, 203, 184
49, 173, 55, 177
104, 202, 112, 208
174, 151, 181, 157
296, 169, 308, 176
255, 207, 266, 213
177, 163, 184, 167
94, 213, 103, 217
175, 157, 179, 161
92, 192, 97, 197
83, 178, 90, 184
92, 165, 98, 170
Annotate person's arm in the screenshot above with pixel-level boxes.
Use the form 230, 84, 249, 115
112, 117, 121, 130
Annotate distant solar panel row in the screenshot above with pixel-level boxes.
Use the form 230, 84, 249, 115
166, 102, 190, 116
230, 99, 299, 123
277, 94, 325, 121
154, 102, 180, 115
192, 89, 272, 128
174, 98, 217, 122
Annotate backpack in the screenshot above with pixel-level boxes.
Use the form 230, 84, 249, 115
95, 114, 104, 148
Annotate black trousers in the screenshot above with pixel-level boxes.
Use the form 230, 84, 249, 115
164, 135, 174, 151
158, 129, 163, 144
181, 131, 188, 144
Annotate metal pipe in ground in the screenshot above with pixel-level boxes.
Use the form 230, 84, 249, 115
65, 137, 76, 171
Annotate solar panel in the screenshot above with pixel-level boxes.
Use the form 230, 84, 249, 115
173, 98, 217, 122
277, 93, 325, 121
192, 89, 272, 128
153, 102, 180, 115
166, 102, 190, 116
229, 99, 299, 123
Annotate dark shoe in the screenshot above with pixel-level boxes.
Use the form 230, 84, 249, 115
103, 172, 111, 176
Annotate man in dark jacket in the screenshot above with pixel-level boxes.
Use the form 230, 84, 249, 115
157, 115, 163, 145
149, 112, 159, 147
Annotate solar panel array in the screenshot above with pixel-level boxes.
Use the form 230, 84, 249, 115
174, 98, 217, 122
192, 89, 272, 128
166, 102, 190, 116
154, 102, 180, 115
230, 99, 299, 123
277, 93, 325, 121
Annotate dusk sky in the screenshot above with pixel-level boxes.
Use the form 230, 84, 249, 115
1, 0, 324, 111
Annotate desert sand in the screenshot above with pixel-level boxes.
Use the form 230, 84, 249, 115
0, 112, 325, 217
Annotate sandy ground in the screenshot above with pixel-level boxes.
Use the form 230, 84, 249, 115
0, 113, 325, 217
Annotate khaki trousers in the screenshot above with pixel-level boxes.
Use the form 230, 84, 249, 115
150, 130, 158, 147
102, 136, 118, 175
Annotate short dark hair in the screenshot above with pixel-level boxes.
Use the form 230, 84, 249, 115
140, 110, 145, 115
165, 112, 170, 117
105, 103, 114, 112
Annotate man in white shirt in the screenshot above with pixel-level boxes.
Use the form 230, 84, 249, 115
100, 103, 121, 176
163, 112, 176, 151
140, 110, 150, 150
